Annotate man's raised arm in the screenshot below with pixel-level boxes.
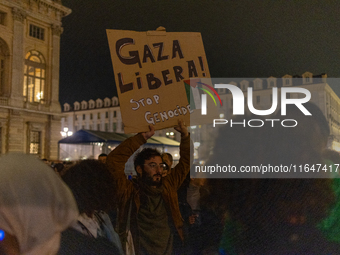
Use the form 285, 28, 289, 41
166, 120, 191, 189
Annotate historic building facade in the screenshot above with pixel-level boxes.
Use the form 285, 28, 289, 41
0, 0, 71, 159
61, 97, 124, 134
61, 97, 182, 142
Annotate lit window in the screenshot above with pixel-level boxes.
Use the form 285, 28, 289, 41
23, 51, 46, 103
29, 131, 40, 155
29, 24, 45, 40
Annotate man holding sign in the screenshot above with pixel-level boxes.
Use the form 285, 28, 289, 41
106, 120, 190, 254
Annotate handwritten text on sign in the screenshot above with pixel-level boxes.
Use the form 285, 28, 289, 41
107, 29, 210, 133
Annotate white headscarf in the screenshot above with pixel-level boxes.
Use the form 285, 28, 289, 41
0, 153, 79, 254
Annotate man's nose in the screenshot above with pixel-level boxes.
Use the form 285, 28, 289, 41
156, 166, 162, 174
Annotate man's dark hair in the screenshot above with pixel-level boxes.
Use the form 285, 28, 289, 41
98, 153, 107, 158
62, 160, 115, 216
134, 148, 162, 172
54, 163, 64, 173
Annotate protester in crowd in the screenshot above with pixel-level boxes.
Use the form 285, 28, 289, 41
41, 158, 51, 166
53, 162, 65, 177
0, 153, 79, 255
98, 153, 108, 164
62, 160, 75, 174
202, 103, 340, 254
106, 119, 190, 255
61, 159, 123, 254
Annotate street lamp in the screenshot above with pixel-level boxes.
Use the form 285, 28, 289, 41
61, 127, 73, 137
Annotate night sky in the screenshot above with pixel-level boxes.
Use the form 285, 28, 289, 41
59, 0, 340, 106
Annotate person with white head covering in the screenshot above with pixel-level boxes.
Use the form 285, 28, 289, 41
0, 153, 79, 255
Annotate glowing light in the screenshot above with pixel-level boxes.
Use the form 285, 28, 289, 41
61, 128, 72, 137
36, 92, 43, 101
220, 113, 225, 118
170, 132, 174, 136
0, 229, 4, 241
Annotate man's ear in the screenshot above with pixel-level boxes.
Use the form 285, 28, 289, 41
136, 165, 142, 176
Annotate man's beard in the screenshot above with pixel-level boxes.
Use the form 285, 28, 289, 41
142, 169, 162, 187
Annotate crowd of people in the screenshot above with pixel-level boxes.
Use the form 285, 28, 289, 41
2, 103, 340, 254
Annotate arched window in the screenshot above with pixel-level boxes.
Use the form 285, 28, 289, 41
23, 50, 46, 103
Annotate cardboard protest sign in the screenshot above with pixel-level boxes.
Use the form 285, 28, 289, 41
107, 28, 210, 133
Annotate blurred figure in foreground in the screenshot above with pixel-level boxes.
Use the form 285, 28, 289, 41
0, 153, 78, 255
61, 159, 123, 254
202, 103, 340, 254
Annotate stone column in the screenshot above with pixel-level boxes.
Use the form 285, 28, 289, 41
10, 7, 26, 108
50, 24, 63, 113
48, 115, 62, 160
